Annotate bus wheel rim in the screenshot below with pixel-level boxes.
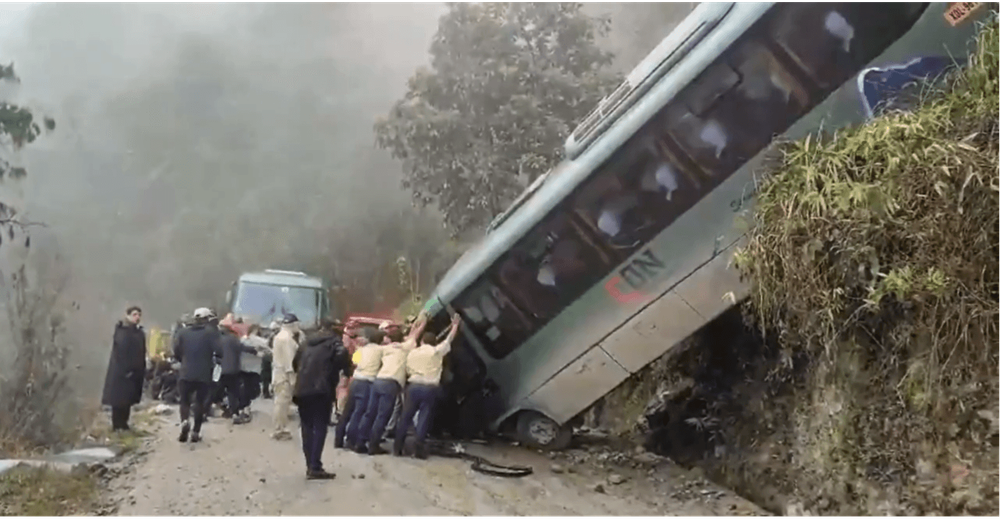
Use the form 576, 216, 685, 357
528, 418, 557, 445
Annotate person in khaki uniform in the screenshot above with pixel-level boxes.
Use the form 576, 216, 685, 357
355, 312, 428, 455
393, 313, 461, 458
271, 313, 302, 440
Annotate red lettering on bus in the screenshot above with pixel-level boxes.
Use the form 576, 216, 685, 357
605, 275, 645, 304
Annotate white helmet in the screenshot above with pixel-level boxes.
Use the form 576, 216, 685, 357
193, 307, 213, 319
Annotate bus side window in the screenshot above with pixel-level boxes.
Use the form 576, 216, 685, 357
573, 131, 704, 259
668, 41, 809, 177
770, 3, 928, 91
454, 281, 533, 359
497, 212, 611, 325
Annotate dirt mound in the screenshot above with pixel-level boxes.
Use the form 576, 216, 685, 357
723, 18, 998, 515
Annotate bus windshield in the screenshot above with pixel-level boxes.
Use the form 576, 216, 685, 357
232, 282, 322, 327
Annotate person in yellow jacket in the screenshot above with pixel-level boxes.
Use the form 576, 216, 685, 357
270, 314, 302, 441
335, 330, 384, 450
354, 312, 427, 455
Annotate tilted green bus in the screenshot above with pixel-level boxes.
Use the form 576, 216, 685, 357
422, 2, 995, 450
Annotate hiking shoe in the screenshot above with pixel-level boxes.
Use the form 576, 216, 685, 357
190, 431, 202, 443
306, 469, 336, 480
414, 444, 429, 460
178, 421, 191, 443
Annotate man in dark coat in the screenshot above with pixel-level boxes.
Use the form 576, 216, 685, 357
292, 319, 353, 479
218, 323, 258, 424
102, 306, 147, 431
173, 307, 223, 443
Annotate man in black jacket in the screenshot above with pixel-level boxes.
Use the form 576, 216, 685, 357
218, 323, 258, 424
173, 307, 224, 443
292, 319, 353, 479
101, 306, 147, 431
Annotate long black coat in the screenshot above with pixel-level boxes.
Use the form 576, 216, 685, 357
101, 320, 147, 408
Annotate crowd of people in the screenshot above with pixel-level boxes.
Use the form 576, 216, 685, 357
101, 304, 460, 480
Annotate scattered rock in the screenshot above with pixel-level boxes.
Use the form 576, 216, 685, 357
152, 404, 174, 416
591, 483, 606, 494
550, 464, 565, 474
357, 473, 365, 479
608, 473, 626, 485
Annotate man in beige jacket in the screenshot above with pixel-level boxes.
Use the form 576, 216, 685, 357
271, 314, 302, 440
354, 312, 427, 455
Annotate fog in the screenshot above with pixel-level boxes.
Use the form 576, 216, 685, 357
0, 3, 450, 394
0, 2, 693, 397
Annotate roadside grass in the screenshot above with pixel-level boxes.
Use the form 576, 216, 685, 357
0, 465, 99, 516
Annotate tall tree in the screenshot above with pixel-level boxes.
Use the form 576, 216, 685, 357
374, 2, 620, 233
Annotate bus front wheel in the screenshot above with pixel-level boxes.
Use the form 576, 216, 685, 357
515, 411, 572, 451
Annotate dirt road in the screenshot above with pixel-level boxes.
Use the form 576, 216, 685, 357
107, 402, 765, 516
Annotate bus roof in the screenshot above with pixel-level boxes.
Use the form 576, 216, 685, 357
427, 2, 767, 308
238, 270, 325, 289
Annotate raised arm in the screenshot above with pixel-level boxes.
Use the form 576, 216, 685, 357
435, 313, 461, 355
405, 311, 429, 344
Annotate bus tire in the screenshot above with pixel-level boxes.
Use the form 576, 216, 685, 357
515, 411, 572, 451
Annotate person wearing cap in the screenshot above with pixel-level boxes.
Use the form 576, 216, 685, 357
271, 313, 303, 440
355, 312, 428, 455
173, 307, 224, 443
393, 313, 461, 458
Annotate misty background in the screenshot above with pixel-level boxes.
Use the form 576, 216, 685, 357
0, 2, 693, 398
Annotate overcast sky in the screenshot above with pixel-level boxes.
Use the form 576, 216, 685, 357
0, 3, 31, 50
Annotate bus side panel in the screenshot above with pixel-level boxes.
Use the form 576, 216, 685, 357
520, 345, 631, 425
671, 241, 750, 324
599, 290, 704, 373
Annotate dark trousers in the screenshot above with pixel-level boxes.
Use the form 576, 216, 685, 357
241, 372, 261, 406
111, 406, 132, 431
178, 380, 210, 433
261, 358, 273, 399
297, 395, 333, 471
358, 379, 401, 448
393, 383, 440, 453
338, 379, 372, 446
219, 373, 242, 414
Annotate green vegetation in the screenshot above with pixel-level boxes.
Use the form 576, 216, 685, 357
731, 18, 998, 515
375, 3, 620, 233
0, 466, 99, 516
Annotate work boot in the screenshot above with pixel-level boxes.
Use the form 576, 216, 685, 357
178, 421, 191, 443
413, 443, 429, 460
353, 443, 368, 455
190, 431, 202, 443
306, 469, 336, 480
333, 439, 344, 449
368, 443, 388, 456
